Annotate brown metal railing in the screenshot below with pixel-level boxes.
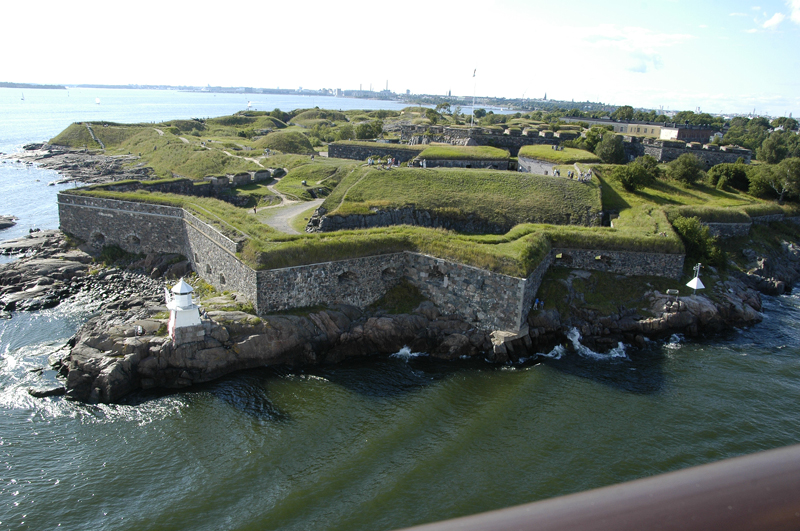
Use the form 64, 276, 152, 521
395, 444, 800, 531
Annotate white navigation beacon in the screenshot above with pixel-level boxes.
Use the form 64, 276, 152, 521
165, 278, 201, 336
686, 263, 705, 295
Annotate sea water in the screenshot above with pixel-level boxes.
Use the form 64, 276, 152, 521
1, 88, 800, 530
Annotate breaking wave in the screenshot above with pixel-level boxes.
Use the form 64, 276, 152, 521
391, 346, 428, 361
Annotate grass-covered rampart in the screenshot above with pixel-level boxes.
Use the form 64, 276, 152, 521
331, 141, 425, 152
322, 167, 602, 227
418, 145, 510, 160
518, 145, 601, 164
53, 110, 799, 288
67, 180, 682, 278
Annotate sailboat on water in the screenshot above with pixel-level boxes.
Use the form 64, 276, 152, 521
95, 97, 100, 104
21, 92, 24, 101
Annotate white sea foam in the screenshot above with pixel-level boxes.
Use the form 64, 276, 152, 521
391, 346, 427, 361
537, 344, 566, 360
565, 327, 628, 361
665, 333, 684, 350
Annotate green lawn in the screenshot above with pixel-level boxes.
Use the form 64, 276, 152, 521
594, 165, 787, 222
518, 145, 601, 164
320, 166, 602, 228
418, 145, 510, 160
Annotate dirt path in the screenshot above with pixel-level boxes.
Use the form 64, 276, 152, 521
259, 199, 324, 234
221, 150, 264, 168
265, 180, 293, 205
153, 128, 164, 136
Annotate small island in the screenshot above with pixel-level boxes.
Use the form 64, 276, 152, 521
6, 105, 800, 403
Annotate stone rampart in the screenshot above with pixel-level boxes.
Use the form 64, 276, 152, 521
256, 254, 403, 314
551, 248, 685, 279
520, 251, 555, 325
58, 193, 255, 306
184, 220, 256, 300
317, 208, 513, 234
58, 193, 689, 333
420, 158, 509, 170
405, 253, 530, 331
328, 143, 423, 162
401, 125, 557, 156
751, 214, 785, 225
182, 211, 242, 254
704, 222, 751, 239
57, 194, 186, 253
627, 137, 752, 165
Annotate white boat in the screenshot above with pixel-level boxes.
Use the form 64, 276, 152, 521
95, 97, 100, 104
21, 92, 24, 101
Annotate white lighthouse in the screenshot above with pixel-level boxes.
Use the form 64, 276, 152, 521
165, 278, 204, 344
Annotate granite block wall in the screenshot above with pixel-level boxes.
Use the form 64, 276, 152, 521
403, 253, 529, 331
183, 218, 256, 301
421, 158, 509, 170
182, 211, 242, 254
58, 193, 692, 334
704, 222, 751, 239
328, 143, 423, 162
551, 248, 685, 280
57, 194, 186, 253
255, 254, 404, 312
751, 214, 785, 225
316, 208, 512, 235
520, 251, 555, 324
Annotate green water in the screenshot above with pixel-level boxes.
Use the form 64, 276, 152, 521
3, 293, 800, 530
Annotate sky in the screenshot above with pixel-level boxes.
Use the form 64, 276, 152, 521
2, 0, 799, 116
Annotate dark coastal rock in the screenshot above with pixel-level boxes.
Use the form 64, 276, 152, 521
58, 300, 494, 404
28, 386, 67, 398
0, 229, 64, 255
0, 230, 166, 318
0, 215, 17, 230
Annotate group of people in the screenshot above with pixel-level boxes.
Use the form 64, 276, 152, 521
550, 145, 565, 151
533, 298, 545, 310
367, 157, 399, 168
566, 169, 592, 182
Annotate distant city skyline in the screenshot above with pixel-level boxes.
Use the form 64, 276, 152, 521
3, 0, 799, 116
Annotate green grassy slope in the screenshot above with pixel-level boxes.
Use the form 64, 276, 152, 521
322, 167, 603, 227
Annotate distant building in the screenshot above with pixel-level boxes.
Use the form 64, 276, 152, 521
561, 117, 663, 138
659, 124, 716, 143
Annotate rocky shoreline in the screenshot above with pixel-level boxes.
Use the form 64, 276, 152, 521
3, 226, 798, 404
3, 141, 800, 403
3, 143, 152, 186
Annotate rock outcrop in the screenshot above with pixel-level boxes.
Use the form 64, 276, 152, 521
0, 215, 17, 230
58, 300, 492, 404
0, 231, 166, 317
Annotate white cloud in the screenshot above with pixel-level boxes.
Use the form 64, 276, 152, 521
763, 12, 786, 28
699, 24, 708, 28
746, 28, 760, 33
788, 0, 800, 24
729, 12, 749, 16
577, 25, 693, 75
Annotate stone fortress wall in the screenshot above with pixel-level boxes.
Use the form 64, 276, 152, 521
59, 193, 689, 333
626, 137, 752, 165
327, 143, 423, 163
382, 124, 752, 166
703, 216, 800, 239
